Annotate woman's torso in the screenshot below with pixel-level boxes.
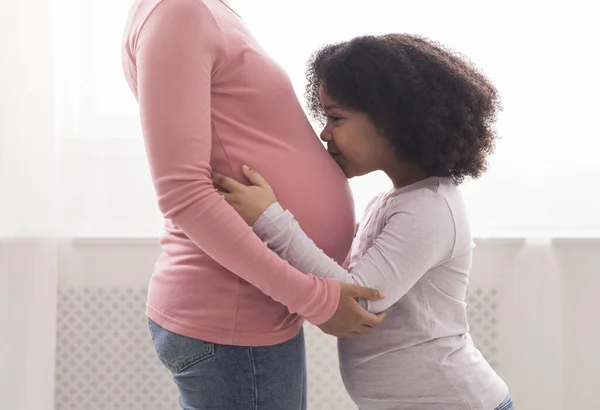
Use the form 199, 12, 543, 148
123, 0, 355, 345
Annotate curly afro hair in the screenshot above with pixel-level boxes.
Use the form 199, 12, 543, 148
306, 34, 501, 183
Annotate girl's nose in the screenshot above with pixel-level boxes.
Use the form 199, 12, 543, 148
320, 125, 332, 142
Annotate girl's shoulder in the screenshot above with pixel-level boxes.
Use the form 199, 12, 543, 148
383, 177, 472, 248
384, 177, 458, 212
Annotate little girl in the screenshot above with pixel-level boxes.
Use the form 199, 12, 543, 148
213, 34, 514, 410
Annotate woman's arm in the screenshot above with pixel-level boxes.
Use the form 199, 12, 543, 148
132, 0, 354, 325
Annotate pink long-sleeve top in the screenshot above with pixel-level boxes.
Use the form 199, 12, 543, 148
121, 0, 355, 346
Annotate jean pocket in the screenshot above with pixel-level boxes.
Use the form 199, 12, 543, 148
495, 394, 515, 410
148, 319, 215, 373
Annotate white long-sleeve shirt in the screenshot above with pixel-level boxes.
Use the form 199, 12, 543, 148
253, 176, 508, 409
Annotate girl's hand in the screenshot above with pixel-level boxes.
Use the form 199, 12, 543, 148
212, 165, 277, 226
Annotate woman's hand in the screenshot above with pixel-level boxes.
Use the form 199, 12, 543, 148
212, 165, 277, 226
318, 282, 387, 338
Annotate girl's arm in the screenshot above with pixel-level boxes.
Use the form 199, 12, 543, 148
253, 196, 455, 314
212, 167, 455, 314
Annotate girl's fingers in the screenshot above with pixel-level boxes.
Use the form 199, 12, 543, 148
242, 165, 270, 188
212, 172, 245, 193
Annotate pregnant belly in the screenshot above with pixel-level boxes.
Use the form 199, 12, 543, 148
266, 152, 355, 264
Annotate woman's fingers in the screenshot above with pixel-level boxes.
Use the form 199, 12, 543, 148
345, 282, 386, 301
363, 311, 386, 328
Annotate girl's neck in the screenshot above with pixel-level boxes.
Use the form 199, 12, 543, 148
384, 158, 430, 190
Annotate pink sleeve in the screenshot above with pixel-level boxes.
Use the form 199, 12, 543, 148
132, 0, 339, 324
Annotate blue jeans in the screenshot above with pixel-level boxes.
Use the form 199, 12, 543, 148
494, 394, 516, 410
148, 319, 307, 410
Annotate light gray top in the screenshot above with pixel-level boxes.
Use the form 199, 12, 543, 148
253, 177, 507, 409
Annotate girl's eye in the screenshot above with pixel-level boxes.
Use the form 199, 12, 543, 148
330, 116, 342, 123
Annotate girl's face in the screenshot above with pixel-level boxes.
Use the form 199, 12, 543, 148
319, 87, 394, 179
